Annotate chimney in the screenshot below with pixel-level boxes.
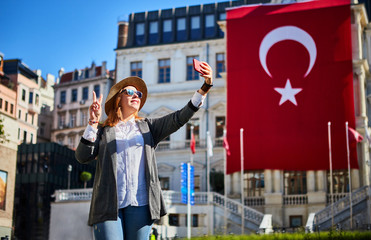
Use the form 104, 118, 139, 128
117, 21, 129, 48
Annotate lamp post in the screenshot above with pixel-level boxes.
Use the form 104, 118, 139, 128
67, 164, 72, 189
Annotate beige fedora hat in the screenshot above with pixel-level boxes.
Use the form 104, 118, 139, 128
104, 76, 147, 115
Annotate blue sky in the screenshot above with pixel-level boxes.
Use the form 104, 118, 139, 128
0, 0, 217, 79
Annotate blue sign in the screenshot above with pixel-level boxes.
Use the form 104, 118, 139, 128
180, 162, 194, 205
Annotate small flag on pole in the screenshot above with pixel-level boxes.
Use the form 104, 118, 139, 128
223, 129, 231, 156
348, 127, 363, 143
190, 126, 196, 154
207, 131, 213, 157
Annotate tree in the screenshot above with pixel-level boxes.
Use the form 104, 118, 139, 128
0, 117, 9, 144
80, 171, 92, 189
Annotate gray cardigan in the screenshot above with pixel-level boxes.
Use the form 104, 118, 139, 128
75, 101, 199, 226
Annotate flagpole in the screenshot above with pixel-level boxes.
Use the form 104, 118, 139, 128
328, 122, 334, 228
187, 126, 194, 239
223, 129, 228, 235
206, 131, 212, 235
345, 122, 353, 230
240, 128, 244, 235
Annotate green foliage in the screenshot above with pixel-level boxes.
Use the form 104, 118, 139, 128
0, 117, 9, 144
187, 231, 371, 240
80, 171, 92, 182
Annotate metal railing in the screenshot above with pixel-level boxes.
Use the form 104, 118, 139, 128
54, 188, 93, 202
213, 192, 264, 225
156, 138, 224, 152
314, 186, 369, 225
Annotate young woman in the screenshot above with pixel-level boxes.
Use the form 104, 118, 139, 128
75, 62, 213, 239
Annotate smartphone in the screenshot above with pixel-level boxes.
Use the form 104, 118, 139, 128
193, 59, 204, 74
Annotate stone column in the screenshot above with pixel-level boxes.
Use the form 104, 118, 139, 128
273, 170, 281, 193
264, 169, 272, 194
316, 170, 326, 192
307, 170, 315, 192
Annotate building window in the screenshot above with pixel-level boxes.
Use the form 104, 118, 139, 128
158, 59, 170, 83
5, 101, 8, 112
82, 87, 89, 100
74, 71, 79, 80
244, 171, 264, 197
149, 21, 159, 45
218, 13, 226, 37
57, 137, 64, 146
81, 110, 88, 126
159, 177, 170, 190
18, 110, 21, 119
40, 122, 45, 136
18, 128, 20, 140
190, 16, 201, 40
327, 170, 349, 193
176, 18, 186, 41
186, 56, 199, 81
85, 69, 89, 79
35, 94, 39, 106
29, 92, 33, 104
23, 130, 27, 143
30, 133, 33, 144
10, 104, 13, 114
70, 112, 76, 128
168, 214, 179, 226
135, 23, 145, 46
216, 53, 226, 78
60, 91, 66, 104
31, 114, 34, 125
194, 175, 200, 192
59, 114, 66, 128
130, 62, 142, 78
162, 19, 172, 43
0, 98, 2, 109
68, 136, 75, 149
71, 89, 78, 102
94, 85, 100, 97
290, 216, 303, 228
284, 171, 307, 195
185, 215, 199, 227
22, 89, 26, 101
215, 116, 225, 138
205, 14, 215, 38
25, 113, 28, 122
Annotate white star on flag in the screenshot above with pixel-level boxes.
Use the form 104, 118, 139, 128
274, 79, 302, 106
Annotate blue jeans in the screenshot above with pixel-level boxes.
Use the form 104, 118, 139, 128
93, 205, 154, 240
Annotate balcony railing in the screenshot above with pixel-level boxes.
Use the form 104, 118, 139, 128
156, 137, 224, 152
283, 194, 308, 205
54, 189, 93, 202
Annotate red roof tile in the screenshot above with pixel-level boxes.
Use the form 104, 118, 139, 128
60, 72, 73, 83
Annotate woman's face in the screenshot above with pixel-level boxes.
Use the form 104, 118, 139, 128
119, 86, 141, 113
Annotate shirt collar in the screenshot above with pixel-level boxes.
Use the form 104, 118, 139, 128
117, 117, 136, 127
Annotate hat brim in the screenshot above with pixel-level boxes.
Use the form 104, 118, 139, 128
104, 76, 147, 115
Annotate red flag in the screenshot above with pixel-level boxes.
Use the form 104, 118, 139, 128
190, 129, 196, 154
226, 0, 357, 173
348, 127, 363, 143
223, 133, 231, 156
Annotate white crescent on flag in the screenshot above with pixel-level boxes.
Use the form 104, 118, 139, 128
259, 25, 317, 78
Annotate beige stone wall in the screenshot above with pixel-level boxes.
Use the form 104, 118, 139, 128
0, 144, 17, 234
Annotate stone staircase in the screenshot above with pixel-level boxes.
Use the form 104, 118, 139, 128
307, 186, 370, 231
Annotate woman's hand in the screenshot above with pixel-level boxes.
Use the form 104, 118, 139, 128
200, 62, 213, 85
89, 91, 103, 126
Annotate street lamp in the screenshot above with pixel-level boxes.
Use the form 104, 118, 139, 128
67, 164, 72, 189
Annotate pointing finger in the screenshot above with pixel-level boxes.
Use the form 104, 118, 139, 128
99, 94, 103, 104
93, 91, 96, 102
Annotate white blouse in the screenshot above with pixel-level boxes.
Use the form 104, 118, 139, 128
82, 91, 206, 209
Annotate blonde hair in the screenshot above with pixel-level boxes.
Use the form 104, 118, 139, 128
102, 92, 142, 127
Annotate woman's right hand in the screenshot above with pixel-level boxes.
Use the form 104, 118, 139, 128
89, 91, 103, 125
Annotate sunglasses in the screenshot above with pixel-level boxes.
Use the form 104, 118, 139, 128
119, 88, 143, 98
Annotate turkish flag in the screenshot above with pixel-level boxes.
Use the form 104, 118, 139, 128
226, 0, 357, 173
